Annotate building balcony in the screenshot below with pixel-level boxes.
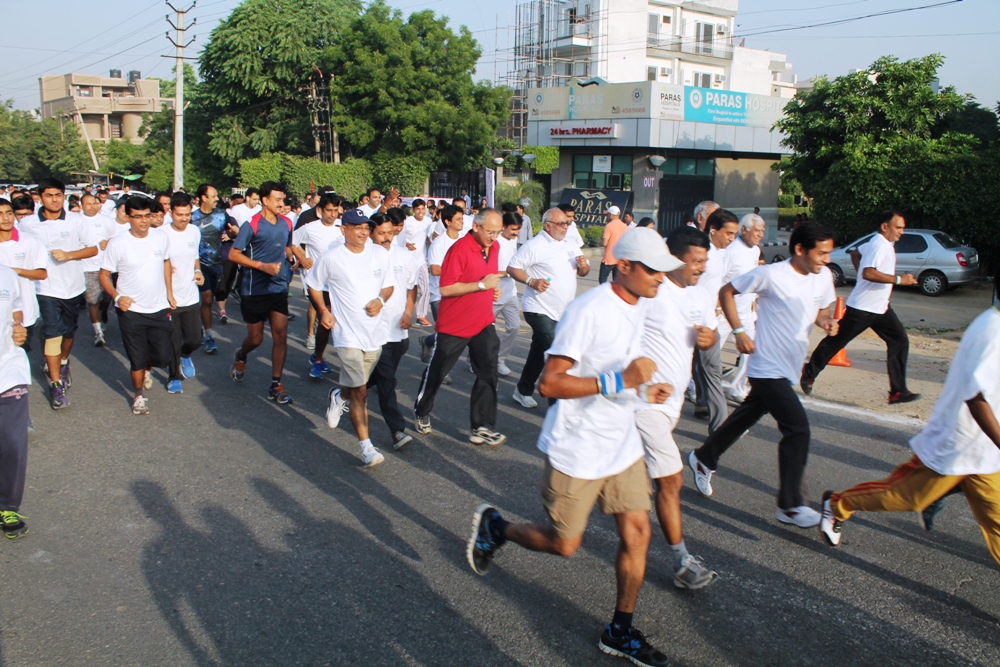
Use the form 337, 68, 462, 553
551, 19, 592, 57
647, 35, 734, 60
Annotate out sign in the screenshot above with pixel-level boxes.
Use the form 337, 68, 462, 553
643, 176, 657, 189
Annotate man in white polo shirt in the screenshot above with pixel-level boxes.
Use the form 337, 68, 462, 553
718, 212, 764, 402
0, 264, 31, 538
507, 207, 590, 408
803, 210, 919, 404
79, 192, 118, 347
690, 222, 837, 528
399, 198, 433, 327
292, 192, 343, 371
19, 177, 98, 410
308, 208, 395, 467
493, 211, 522, 376
163, 192, 204, 394
100, 197, 177, 415
637, 226, 719, 590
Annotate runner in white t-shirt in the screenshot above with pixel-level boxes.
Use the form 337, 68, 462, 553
18, 178, 98, 410
307, 208, 394, 467
100, 197, 176, 415
228, 188, 261, 225
293, 193, 344, 372
493, 212, 522, 376
400, 198, 433, 326
692, 209, 740, 431
0, 200, 47, 356
78, 193, 119, 347
507, 207, 589, 408
556, 203, 585, 249
430, 198, 473, 240
690, 222, 837, 529
803, 210, 919, 404
0, 263, 31, 538
718, 214, 764, 401
467, 227, 678, 667
163, 193, 205, 393
363, 211, 419, 451
636, 226, 720, 590
821, 283, 1000, 566
424, 205, 465, 323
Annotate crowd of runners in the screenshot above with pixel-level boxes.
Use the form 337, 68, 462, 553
0, 176, 997, 667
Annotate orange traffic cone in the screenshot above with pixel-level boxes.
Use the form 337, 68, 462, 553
828, 296, 852, 367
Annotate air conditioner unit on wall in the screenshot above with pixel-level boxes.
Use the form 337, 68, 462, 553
661, 67, 673, 76
715, 74, 726, 83
717, 24, 728, 34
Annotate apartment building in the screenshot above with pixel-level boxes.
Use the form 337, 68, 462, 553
39, 70, 168, 144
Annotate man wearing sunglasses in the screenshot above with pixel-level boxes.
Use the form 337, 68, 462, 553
506, 207, 590, 409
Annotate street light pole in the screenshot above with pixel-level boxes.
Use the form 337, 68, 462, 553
166, 1, 196, 192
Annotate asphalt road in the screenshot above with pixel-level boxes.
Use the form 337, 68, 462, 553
2, 288, 998, 667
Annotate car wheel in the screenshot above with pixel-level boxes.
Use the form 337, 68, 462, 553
770, 254, 785, 264
919, 270, 947, 297
828, 263, 845, 287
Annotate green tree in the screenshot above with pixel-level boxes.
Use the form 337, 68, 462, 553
495, 179, 547, 233
940, 97, 999, 148
0, 101, 91, 183
323, 1, 511, 170
775, 54, 970, 194
198, 0, 362, 173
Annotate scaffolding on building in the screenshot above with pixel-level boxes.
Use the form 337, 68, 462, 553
497, 0, 605, 148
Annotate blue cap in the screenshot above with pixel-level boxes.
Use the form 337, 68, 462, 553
341, 208, 370, 226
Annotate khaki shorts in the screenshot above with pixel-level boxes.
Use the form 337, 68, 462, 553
336, 347, 381, 387
542, 457, 652, 541
84, 271, 103, 306
635, 409, 683, 479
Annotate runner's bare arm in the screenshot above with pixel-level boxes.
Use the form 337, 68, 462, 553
967, 393, 1000, 449
538, 356, 656, 399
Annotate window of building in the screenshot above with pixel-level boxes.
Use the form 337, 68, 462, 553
75, 85, 93, 97
692, 72, 712, 89
647, 66, 657, 81
661, 158, 714, 177
696, 22, 714, 55
573, 154, 633, 191
647, 13, 659, 47
109, 119, 122, 139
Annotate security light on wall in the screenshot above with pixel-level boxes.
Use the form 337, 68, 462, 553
522, 154, 537, 165
648, 155, 666, 168
493, 157, 505, 166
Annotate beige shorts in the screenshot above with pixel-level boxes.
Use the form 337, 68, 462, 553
635, 410, 683, 479
335, 347, 381, 387
84, 271, 103, 306
541, 457, 652, 541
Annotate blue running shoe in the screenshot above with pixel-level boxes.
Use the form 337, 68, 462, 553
467, 504, 505, 575
166, 379, 183, 394
309, 357, 325, 379
204, 336, 218, 355
599, 627, 671, 667
180, 356, 196, 379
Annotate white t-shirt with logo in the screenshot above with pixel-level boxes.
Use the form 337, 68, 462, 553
19, 212, 97, 299
164, 224, 202, 308
101, 229, 171, 314
731, 261, 836, 384
293, 220, 344, 282
307, 243, 395, 352
426, 232, 460, 302
384, 244, 420, 343
538, 283, 648, 480
0, 231, 47, 327
638, 278, 718, 419
495, 235, 519, 305
846, 232, 895, 315
508, 230, 584, 322
79, 212, 119, 273
911, 308, 1000, 476
699, 243, 728, 303
722, 235, 761, 318
399, 216, 432, 257
565, 221, 584, 249
0, 265, 30, 393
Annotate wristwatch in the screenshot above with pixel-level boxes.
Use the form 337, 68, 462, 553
477, 281, 486, 291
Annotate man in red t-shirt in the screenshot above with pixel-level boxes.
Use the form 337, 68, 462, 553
414, 209, 507, 446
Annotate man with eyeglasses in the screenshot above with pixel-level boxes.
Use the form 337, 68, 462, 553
100, 197, 177, 415
18, 178, 98, 410
507, 207, 590, 409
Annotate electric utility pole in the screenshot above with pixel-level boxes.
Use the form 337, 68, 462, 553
166, 1, 196, 191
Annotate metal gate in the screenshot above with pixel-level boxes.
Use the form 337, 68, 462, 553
658, 176, 715, 233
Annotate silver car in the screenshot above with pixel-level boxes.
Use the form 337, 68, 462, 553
827, 229, 979, 297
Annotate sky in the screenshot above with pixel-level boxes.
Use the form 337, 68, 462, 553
1, 0, 996, 111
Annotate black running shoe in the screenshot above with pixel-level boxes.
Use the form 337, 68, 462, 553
918, 498, 945, 532
800, 365, 814, 396
888, 390, 920, 404
598, 627, 671, 667
467, 503, 503, 575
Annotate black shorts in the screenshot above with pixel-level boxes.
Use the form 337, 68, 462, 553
37, 293, 85, 341
240, 293, 289, 324
200, 265, 222, 296
117, 308, 175, 372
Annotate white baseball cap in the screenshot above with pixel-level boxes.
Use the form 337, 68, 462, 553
606, 205, 621, 215
613, 228, 684, 272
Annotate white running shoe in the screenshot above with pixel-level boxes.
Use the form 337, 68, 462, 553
512, 389, 538, 408
688, 451, 714, 497
305, 334, 316, 350
497, 361, 511, 376
819, 491, 842, 546
777, 505, 822, 528
131, 395, 149, 415
325, 388, 349, 429
361, 447, 385, 468
143, 370, 154, 390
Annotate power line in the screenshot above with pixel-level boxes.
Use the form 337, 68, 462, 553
735, 0, 964, 38
739, 0, 876, 17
